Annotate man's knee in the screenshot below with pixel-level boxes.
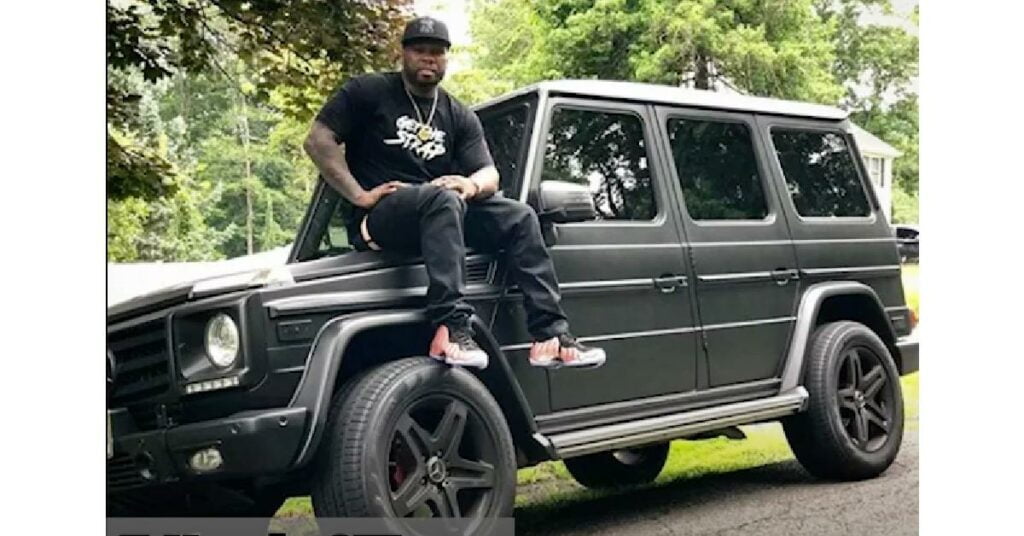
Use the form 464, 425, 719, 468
422, 183, 466, 212
509, 199, 540, 229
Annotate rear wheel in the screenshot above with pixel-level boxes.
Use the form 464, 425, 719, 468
311, 357, 516, 531
564, 442, 670, 489
783, 321, 904, 480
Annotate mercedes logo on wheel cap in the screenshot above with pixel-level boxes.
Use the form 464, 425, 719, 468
426, 456, 447, 484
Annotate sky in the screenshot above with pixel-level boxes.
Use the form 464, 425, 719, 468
414, 0, 472, 47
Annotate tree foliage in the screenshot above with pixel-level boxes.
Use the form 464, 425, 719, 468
107, 0, 413, 262
466, 0, 919, 206
468, 0, 848, 103
107, 0, 410, 202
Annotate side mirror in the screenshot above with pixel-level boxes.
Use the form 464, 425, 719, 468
536, 180, 597, 224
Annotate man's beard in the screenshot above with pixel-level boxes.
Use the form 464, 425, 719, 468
402, 62, 445, 91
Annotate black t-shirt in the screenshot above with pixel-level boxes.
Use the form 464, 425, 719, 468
315, 72, 494, 191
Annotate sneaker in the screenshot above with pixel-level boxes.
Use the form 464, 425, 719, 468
529, 333, 606, 369
429, 325, 488, 369
529, 337, 562, 368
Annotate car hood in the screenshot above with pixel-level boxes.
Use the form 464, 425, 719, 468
107, 265, 296, 324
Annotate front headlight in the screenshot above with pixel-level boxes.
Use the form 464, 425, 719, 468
204, 313, 240, 368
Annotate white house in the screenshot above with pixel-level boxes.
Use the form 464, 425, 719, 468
850, 124, 902, 222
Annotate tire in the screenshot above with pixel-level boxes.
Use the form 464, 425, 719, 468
310, 368, 372, 518
783, 321, 904, 481
564, 442, 669, 489
311, 357, 516, 530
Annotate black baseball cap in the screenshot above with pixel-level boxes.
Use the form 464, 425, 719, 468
401, 16, 451, 48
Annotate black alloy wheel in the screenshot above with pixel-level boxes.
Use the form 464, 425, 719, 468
783, 321, 904, 481
311, 357, 516, 530
388, 395, 499, 517
835, 345, 896, 452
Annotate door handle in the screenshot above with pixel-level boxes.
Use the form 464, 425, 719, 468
653, 274, 688, 294
770, 268, 800, 286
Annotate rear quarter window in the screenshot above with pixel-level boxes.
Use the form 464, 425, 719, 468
771, 129, 871, 218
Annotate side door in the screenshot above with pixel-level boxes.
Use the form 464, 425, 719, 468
654, 106, 801, 388
517, 98, 700, 412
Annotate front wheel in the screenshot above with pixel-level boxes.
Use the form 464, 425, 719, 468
311, 357, 516, 530
564, 442, 670, 489
783, 321, 904, 481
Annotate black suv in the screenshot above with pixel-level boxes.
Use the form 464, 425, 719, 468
107, 80, 919, 526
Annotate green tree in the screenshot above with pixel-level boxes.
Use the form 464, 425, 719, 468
821, 0, 919, 200
107, 0, 411, 202
468, 0, 846, 103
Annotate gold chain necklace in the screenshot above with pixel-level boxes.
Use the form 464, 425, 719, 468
404, 86, 439, 143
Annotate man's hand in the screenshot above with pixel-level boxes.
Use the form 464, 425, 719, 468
432, 175, 479, 200
355, 181, 406, 209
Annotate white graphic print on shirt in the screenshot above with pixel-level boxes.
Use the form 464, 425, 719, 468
383, 115, 447, 161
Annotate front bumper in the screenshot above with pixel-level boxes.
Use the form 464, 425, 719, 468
107, 406, 307, 492
896, 330, 919, 375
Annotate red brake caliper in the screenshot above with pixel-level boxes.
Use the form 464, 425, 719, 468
390, 460, 406, 488
389, 437, 408, 489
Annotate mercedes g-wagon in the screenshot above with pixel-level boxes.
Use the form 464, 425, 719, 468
107, 80, 919, 526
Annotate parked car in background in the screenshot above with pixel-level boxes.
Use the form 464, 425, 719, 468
894, 224, 919, 263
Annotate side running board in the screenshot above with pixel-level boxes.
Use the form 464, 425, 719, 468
546, 388, 808, 459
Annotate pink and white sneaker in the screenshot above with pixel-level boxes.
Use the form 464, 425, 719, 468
529, 334, 606, 369
429, 325, 489, 369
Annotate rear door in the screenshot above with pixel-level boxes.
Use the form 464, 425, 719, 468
654, 106, 801, 388
495, 97, 701, 412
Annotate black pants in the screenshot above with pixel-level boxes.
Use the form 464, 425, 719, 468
353, 183, 569, 340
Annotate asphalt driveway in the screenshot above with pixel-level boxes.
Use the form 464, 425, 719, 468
515, 425, 919, 536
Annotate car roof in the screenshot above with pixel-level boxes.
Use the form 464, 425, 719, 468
475, 79, 848, 121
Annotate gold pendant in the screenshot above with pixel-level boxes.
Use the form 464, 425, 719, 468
417, 125, 433, 142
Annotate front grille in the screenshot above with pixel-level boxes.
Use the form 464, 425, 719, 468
108, 319, 172, 411
107, 453, 148, 491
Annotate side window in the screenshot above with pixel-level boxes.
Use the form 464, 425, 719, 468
865, 156, 883, 188
480, 104, 529, 197
667, 118, 769, 220
541, 107, 656, 221
772, 129, 872, 218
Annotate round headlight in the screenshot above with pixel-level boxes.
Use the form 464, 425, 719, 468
204, 314, 240, 368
